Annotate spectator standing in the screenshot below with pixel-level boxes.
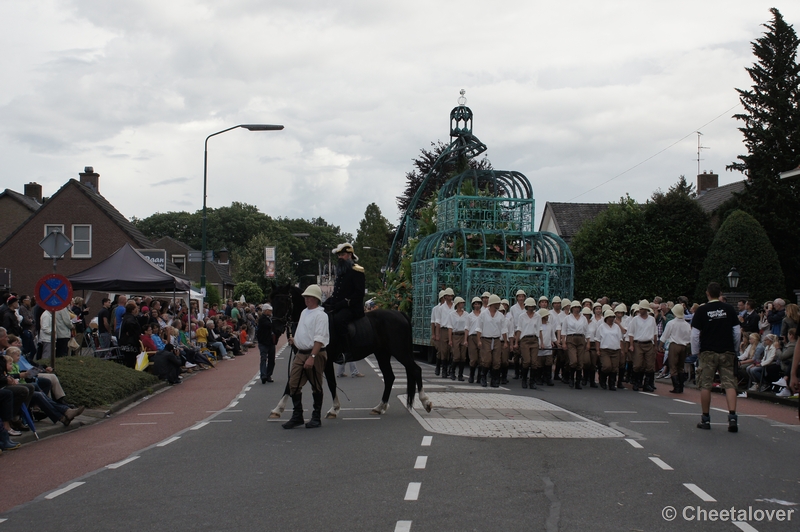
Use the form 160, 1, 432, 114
659, 303, 691, 394
113, 295, 128, 339
781, 304, 799, 341
118, 302, 142, 368
97, 298, 112, 349
767, 298, 785, 336
257, 304, 276, 383
691, 282, 741, 432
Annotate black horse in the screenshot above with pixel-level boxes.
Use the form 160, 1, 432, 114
267, 284, 432, 418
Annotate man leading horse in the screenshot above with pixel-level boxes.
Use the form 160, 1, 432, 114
323, 242, 365, 364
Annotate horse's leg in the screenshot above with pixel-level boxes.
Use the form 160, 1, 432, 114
324, 357, 341, 419
371, 354, 394, 415
399, 350, 432, 413
269, 383, 292, 418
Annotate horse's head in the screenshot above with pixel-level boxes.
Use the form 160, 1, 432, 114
270, 283, 306, 334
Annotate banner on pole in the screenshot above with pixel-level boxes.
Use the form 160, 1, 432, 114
265, 247, 276, 278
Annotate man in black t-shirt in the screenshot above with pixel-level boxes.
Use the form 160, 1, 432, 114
97, 298, 112, 349
691, 282, 741, 432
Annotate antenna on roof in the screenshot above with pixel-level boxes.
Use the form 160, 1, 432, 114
696, 131, 710, 176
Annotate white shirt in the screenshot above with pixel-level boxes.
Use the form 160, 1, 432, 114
516, 312, 542, 338
504, 312, 515, 338
587, 316, 603, 341
475, 309, 506, 339
467, 311, 481, 335
539, 322, 557, 354
430, 303, 441, 325
660, 318, 691, 347
509, 303, 527, 322
561, 313, 589, 337
620, 315, 631, 334
436, 302, 454, 327
550, 309, 566, 334
446, 310, 469, 333
594, 322, 624, 350
294, 306, 329, 351
626, 314, 658, 342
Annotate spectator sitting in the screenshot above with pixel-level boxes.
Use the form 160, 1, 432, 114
206, 321, 230, 360
220, 325, 243, 356
738, 333, 764, 384
152, 344, 182, 385
781, 304, 799, 341
1, 354, 34, 436
774, 328, 797, 397
747, 334, 780, 391
140, 323, 158, 352
7, 344, 70, 405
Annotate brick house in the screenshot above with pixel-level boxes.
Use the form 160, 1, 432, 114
0, 167, 161, 296
0, 183, 43, 243
153, 235, 235, 300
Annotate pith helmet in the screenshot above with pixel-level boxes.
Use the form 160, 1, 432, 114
481, 291, 491, 298
582, 298, 593, 305
615, 304, 627, 313
561, 299, 571, 308
301, 284, 323, 302
672, 304, 685, 319
500, 299, 510, 307
487, 294, 502, 306
444, 287, 455, 296
570, 300, 582, 309
524, 297, 536, 307
603, 309, 616, 319
602, 304, 611, 312
453, 296, 465, 306
538, 308, 550, 318
515, 289, 526, 296
438, 290, 446, 300
471, 296, 482, 305
538, 295, 549, 302
593, 301, 602, 309
581, 307, 592, 315
551, 296, 562, 304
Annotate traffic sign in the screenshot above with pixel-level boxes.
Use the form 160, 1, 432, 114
35, 274, 73, 311
39, 229, 73, 258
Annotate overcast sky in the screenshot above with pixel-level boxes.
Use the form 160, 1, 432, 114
1, 1, 797, 239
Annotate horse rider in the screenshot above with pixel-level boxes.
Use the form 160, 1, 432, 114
283, 284, 330, 429
323, 243, 365, 363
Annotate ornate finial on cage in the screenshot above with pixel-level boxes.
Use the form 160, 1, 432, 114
458, 89, 467, 106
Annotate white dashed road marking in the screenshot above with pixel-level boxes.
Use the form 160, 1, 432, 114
625, 439, 643, 448
157, 436, 180, 447
605, 411, 637, 413
732, 522, 760, 532
638, 392, 658, 397
648, 457, 673, 470
45, 482, 85, 500
190, 422, 209, 430
137, 412, 174, 416
395, 520, 412, 532
684, 483, 717, 502
421, 436, 432, 446
630, 421, 669, 424
414, 456, 428, 469
404, 482, 421, 501
673, 399, 694, 405
107, 456, 140, 469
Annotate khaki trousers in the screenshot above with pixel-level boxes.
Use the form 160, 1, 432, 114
479, 338, 502, 370
566, 335, 589, 370
289, 351, 327, 395
534, 353, 553, 370
467, 335, 480, 368
437, 328, 451, 362
632, 341, 656, 373
518, 336, 539, 369
599, 348, 620, 374
451, 332, 467, 363
667, 343, 688, 376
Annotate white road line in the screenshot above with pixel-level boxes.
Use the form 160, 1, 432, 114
157, 436, 180, 447
229, 401, 239, 407
190, 422, 209, 430
340, 407, 376, 411
206, 410, 242, 413
605, 410, 637, 413
630, 421, 669, 424
711, 407, 728, 413
245, 387, 252, 391
137, 412, 174, 416
395, 520, 412, 532
732, 521, 760, 532
404, 482, 421, 501
414, 456, 428, 469
625, 439, 643, 449
0, 518, 6, 523
107, 456, 140, 469
120, 422, 157, 425
638, 392, 658, 396
649, 457, 673, 470
668, 413, 699, 415
45, 482, 85, 500
421, 436, 432, 446
237, 394, 246, 399
365, 358, 377, 369
342, 417, 380, 420
683, 483, 716, 502
673, 399, 694, 405
210, 419, 232, 423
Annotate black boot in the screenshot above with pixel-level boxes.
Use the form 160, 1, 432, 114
545, 368, 554, 386
305, 392, 323, 428
491, 369, 500, 388
631, 372, 641, 392
608, 373, 617, 391
441, 361, 449, 379
669, 375, 681, 394
500, 367, 509, 385
650, 372, 657, 391
521, 368, 529, 389
588, 368, 598, 388
469, 365, 476, 384
553, 358, 562, 381
480, 367, 488, 387
568, 369, 575, 389
457, 363, 465, 382
616, 370, 625, 389
623, 362, 632, 383
678, 372, 685, 393
435, 359, 441, 376
282, 394, 305, 429
513, 360, 520, 379
529, 369, 538, 390
574, 369, 583, 390
449, 362, 457, 380
600, 371, 608, 390
643, 372, 655, 392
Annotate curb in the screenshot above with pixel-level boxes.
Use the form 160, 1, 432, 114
657, 376, 799, 408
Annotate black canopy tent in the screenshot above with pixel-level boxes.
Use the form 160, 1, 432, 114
69, 243, 191, 292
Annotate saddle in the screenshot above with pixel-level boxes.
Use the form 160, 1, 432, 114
345, 316, 375, 350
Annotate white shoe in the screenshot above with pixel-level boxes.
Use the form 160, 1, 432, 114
185, 362, 197, 368
776, 387, 791, 397
772, 377, 787, 387
737, 392, 747, 398
749, 384, 758, 391
222, 355, 232, 360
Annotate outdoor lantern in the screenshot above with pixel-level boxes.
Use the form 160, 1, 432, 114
727, 267, 740, 289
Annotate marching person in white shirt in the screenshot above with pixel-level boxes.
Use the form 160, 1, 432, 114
626, 300, 659, 392
466, 297, 483, 383
613, 304, 628, 389
475, 294, 508, 388
509, 290, 527, 381
561, 301, 591, 389
435, 288, 455, 379
499, 300, 514, 385
594, 309, 625, 391
446, 297, 470, 381
431, 290, 445, 376
585, 303, 604, 388
658, 303, 691, 394
515, 297, 541, 389
537, 308, 557, 386
551, 297, 568, 383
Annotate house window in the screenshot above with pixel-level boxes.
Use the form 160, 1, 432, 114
43, 224, 65, 258
71, 225, 92, 258
173, 254, 186, 274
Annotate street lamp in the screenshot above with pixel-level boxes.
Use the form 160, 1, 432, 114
727, 267, 740, 289
201, 123, 283, 306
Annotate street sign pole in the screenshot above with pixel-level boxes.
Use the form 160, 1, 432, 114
38, 229, 73, 370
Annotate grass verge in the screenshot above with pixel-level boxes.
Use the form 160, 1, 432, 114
56, 356, 160, 409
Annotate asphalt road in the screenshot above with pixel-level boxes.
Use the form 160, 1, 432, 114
1, 351, 798, 532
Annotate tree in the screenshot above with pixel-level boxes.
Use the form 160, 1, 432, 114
233, 281, 264, 304
727, 8, 800, 294
353, 203, 393, 292
695, 210, 784, 302
233, 232, 296, 296
396, 140, 492, 219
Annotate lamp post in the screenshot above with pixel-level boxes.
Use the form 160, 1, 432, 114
201, 124, 283, 309
727, 267, 740, 289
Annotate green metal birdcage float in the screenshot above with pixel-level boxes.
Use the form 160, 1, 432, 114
387, 91, 574, 346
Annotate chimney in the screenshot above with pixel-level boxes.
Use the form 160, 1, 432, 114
697, 171, 718, 195
79, 166, 99, 193
24, 182, 43, 203
218, 247, 229, 264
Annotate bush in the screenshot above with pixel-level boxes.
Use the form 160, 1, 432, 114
695, 210, 784, 302
56, 356, 160, 408
233, 280, 264, 304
